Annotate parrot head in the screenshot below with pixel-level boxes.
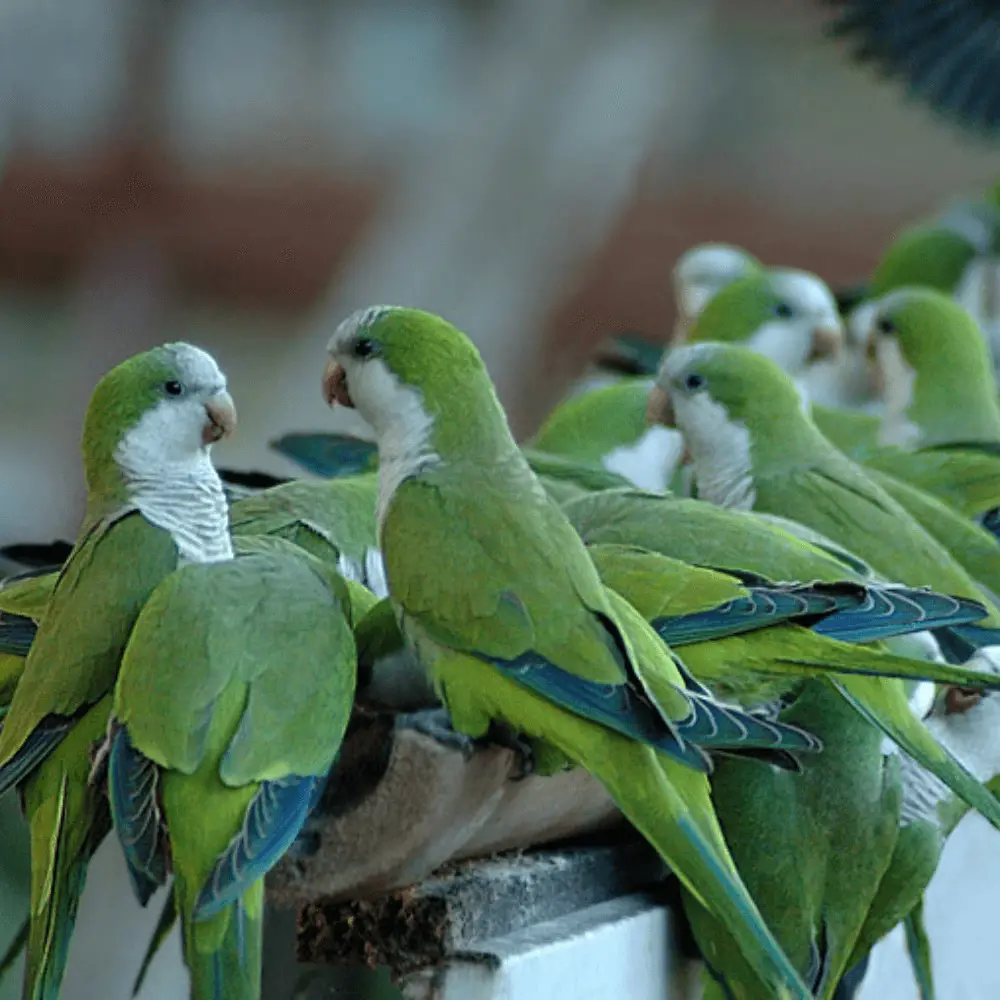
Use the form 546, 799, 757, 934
322, 305, 507, 459
82, 342, 236, 497
686, 269, 843, 375
859, 287, 996, 446
672, 242, 763, 330
646, 343, 807, 507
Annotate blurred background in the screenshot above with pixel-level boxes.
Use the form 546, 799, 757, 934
2, 0, 1000, 998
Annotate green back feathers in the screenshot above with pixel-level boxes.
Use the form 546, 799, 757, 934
80, 345, 193, 504
870, 226, 978, 296
529, 380, 653, 461
870, 288, 1000, 446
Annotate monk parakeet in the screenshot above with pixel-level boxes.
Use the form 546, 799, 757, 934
320, 304, 831, 999
106, 534, 357, 1000
563, 499, 1000, 826
844, 665, 1000, 1000
672, 243, 764, 341
865, 202, 1000, 375
528, 378, 683, 492
0, 342, 236, 1000
648, 342, 1000, 640
854, 287, 1000, 523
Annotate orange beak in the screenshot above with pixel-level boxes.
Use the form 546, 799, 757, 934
645, 385, 676, 427
322, 360, 354, 408
944, 686, 984, 715
202, 392, 237, 445
646, 385, 692, 463
808, 323, 843, 363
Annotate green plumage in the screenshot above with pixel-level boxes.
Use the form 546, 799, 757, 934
112, 541, 357, 1000
333, 306, 821, 999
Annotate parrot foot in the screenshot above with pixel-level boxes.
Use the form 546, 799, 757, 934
394, 707, 478, 759
484, 722, 536, 780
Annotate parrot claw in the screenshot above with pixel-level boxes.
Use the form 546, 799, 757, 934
394, 707, 477, 759
485, 722, 536, 780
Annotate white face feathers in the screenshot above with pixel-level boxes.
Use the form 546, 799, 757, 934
673, 244, 758, 325
115, 343, 234, 563
325, 306, 441, 527
747, 270, 843, 375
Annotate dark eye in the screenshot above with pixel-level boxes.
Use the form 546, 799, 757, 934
684, 372, 706, 391
876, 317, 896, 336
354, 338, 377, 359
774, 302, 794, 319
163, 380, 184, 397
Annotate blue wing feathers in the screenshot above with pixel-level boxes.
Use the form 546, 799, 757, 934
107, 726, 167, 906
269, 433, 378, 479
194, 774, 322, 920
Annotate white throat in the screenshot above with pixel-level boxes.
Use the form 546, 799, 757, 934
349, 362, 442, 530
116, 435, 232, 565
876, 338, 921, 449
675, 394, 756, 510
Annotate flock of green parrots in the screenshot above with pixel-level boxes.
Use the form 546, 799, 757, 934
3, 185, 1000, 1000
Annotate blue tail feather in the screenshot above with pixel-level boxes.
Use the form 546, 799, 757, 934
0, 612, 37, 657
194, 774, 322, 920
107, 726, 167, 906
0, 721, 73, 796
654, 582, 986, 649
269, 432, 378, 479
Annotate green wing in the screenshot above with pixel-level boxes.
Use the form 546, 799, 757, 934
382, 472, 625, 686
752, 459, 1000, 625
867, 468, 1000, 599
563, 489, 867, 584
116, 542, 355, 783
229, 475, 378, 573
864, 446, 1000, 519
812, 405, 882, 461
529, 380, 652, 462
0, 513, 178, 763
0, 575, 59, 621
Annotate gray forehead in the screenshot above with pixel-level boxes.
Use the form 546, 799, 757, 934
327, 304, 397, 355
164, 342, 226, 388
676, 244, 754, 284
769, 270, 838, 314
659, 342, 716, 380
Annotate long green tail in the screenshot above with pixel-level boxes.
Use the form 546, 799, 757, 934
183, 883, 262, 1000
903, 897, 936, 1000
21, 706, 109, 1000
835, 675, 1000, 829
592, 740, 810, 1000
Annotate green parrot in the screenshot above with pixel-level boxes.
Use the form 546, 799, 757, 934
852, 287, 1000, 525
648, 342, 1000, 653
320, 304, 832, 1000
528, 379, 684, 492
672, 243, 764, 341
843, 671, 1000, 1000
0, 342, 237, 1000
680, 268, 883, 458
868, 201, 1000, 377
106, 534, 358, 1000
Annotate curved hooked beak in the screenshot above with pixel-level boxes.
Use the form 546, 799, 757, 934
645, 384, 676, 428
322, 359, 354, 408
807, 323, 843, 363
202, 391, 237, 445
944, 686, 984, 715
